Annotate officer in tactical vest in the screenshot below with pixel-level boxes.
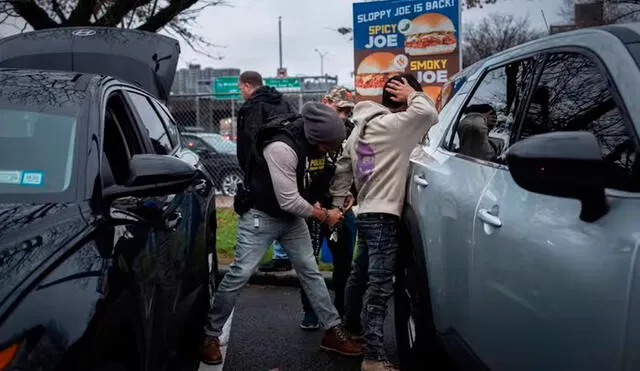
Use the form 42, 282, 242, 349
202, 102, 363, 365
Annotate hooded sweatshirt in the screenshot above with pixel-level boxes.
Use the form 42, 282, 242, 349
329, 91, 438, 216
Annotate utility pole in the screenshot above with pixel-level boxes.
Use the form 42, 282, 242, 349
278, 16, 283, 70
314, 48, 328, 76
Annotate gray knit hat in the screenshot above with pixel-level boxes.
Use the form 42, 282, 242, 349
301, 102, 346, 146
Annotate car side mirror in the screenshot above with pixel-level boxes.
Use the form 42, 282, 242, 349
103, 154, 197, 202
506, 131, 609, 222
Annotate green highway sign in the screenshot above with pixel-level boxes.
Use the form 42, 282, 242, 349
265, 77, 301, 89
212, 76, 240, 100
212, 76, 300, 99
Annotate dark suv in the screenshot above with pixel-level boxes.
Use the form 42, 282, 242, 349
181, 130, 242, 197
0, 27, 217, 371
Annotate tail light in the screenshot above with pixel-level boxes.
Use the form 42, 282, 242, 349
0, 341, 22, 370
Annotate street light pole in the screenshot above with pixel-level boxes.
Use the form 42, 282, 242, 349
278, 16, 283, 69
314, 48, 328, 76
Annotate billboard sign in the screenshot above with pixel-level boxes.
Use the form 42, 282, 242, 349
352, 0, 461, 102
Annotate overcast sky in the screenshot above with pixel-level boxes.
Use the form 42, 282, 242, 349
0, 0, 567, 88
170, 0, 567, 88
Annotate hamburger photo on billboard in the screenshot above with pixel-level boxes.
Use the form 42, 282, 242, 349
404, 13, 457, 56
355, 52, 405, 97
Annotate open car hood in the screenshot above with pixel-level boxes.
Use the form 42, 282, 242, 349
0, 27, 180, 101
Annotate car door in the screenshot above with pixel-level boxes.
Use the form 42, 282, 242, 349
125, 90, 210, 370
407, 58, 536, 346
472, 50, 640, 371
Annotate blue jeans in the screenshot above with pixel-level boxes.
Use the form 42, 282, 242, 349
301, 209, 357, 316
344, 213, 400, 361
205, 209, 341, 337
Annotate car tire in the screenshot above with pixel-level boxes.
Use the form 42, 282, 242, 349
220, 171, 242, 197
394, 223, 449, 370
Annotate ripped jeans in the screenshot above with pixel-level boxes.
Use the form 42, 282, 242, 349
344, 213, 400, 361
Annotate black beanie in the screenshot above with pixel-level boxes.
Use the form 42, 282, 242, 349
301, 102, 346, 146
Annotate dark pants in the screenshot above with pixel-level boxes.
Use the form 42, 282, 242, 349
344, 213, 400, 361
301, 209, 357, 316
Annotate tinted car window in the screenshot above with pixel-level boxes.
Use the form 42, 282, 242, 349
519, 52, 638, 191
0, 109, 77, 193
197, 134, 237, 155
449, 59, 535, 164
127, 92, 173, 155
152, 100, 180, 147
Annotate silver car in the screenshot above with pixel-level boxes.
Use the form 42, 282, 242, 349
397, 23, 640, 371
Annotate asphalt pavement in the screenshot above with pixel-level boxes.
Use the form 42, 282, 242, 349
209, 284, 399, 371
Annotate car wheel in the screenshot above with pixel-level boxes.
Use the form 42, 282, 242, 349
394, 225, 446, 370
221, 172, 242, 197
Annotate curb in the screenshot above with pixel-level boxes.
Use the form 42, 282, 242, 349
217, 265, 335, 289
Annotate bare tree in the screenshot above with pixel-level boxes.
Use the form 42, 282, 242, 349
0, 0, 229, 58
462, 13, 545, 67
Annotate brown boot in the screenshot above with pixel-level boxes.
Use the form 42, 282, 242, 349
361, 359, 400, 371
201, 335, 223, 365
345, 323, 365, 342
320, 325, 364, 356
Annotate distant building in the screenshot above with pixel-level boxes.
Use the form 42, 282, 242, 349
171, 64, 240, 95
299, 75, 339, 92
550, 0, 605, 34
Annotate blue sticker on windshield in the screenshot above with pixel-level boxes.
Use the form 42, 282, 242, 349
21, 171, 44, 186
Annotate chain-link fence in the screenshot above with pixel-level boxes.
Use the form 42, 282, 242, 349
167, 91, 326, 208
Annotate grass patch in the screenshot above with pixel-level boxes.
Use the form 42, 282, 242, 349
215, 207, 335, 271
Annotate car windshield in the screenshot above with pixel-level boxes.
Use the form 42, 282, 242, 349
0, 109, 77, 194
197, 133, 236, 155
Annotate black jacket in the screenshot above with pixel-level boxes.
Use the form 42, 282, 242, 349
237, 86, 294, 175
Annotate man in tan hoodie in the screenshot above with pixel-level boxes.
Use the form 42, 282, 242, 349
330, 74, 439, 371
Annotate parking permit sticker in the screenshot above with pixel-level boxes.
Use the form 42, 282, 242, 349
21, 171, 44, 186
0, 170, 22, 184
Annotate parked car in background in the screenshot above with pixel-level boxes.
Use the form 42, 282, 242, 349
0, 27, 218, 371
396, 23, 640, 371
181, 129, 242, 197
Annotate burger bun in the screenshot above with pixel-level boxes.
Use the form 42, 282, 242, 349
405, 13, 457, 56
356, 52, 403, 96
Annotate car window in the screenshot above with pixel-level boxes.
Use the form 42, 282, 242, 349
430, 93, 466, 147
183, 135, 208, 152
152, 100, 180, 147
197, 134, 237, 155
447, 59, 535, 165
0, 109, 76, 193
127, 92, 174, 155
518, 52, 639, 191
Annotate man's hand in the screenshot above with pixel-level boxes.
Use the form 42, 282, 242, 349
326, 208, 344, 228
385, 78, 414, 103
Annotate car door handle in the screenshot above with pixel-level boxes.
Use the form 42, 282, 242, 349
413, 175, 429, 187
477, 209, 502, 228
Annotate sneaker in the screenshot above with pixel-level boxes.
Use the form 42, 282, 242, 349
258, 258, 292, 272
300, 311, 320, 331
201, 336, 223, 365
361, 360, 400, 371
320, 325, 364, 357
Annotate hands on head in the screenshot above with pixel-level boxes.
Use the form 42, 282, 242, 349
385, 78, 414, 103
